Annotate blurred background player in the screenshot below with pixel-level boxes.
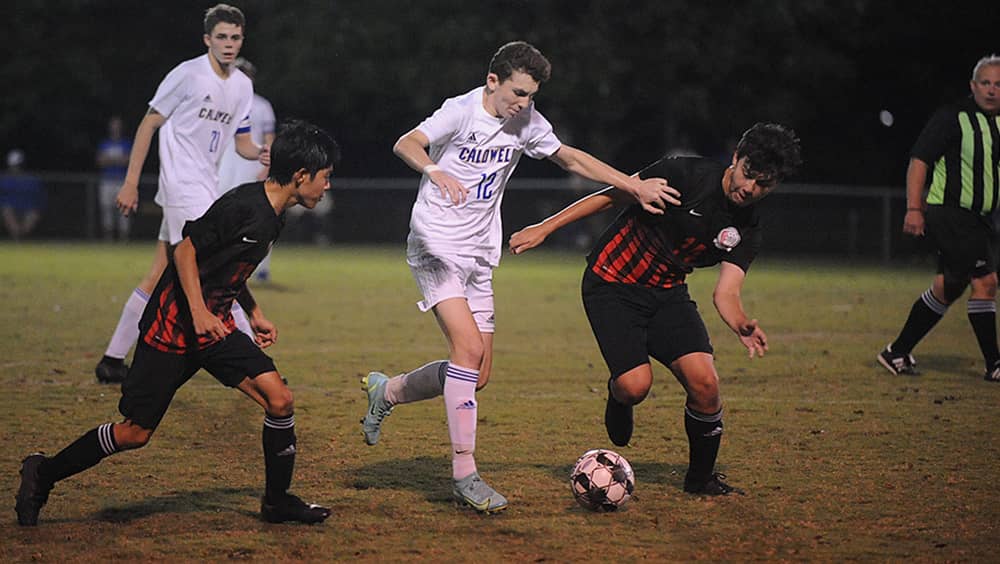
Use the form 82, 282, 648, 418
0, 149, 45, 241
360, 41, 678, 514
94, 4, 269, 384
217, 57, 277, 283
878, 55, 1000, 382
15, 120, 340, 527
95, 115, 133, 241
509, 123, 802, 495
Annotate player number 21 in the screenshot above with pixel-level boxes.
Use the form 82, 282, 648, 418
476, 172, 497, 200
208, 130, 221, 153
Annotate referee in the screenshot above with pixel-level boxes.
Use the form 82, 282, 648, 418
878, 55, 1000, 381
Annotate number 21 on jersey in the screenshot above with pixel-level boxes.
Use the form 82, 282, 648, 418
208, 130, 221, 153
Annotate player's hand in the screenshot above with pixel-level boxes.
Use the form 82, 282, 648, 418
630, 177, 680, 215
251, 316, 278, 348
427, 169, 469, 205
737, 319, 767, 359
902, 209, 924, 237
192, 308, 229, 342
509, 224, 549, 255
258, 144, 271, 167
116, 182, 140, 216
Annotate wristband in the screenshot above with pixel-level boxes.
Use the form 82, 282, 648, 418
422, 164, 441, 175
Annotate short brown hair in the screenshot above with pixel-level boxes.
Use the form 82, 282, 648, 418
489, 41, 551, 84
204, 3, 245, 35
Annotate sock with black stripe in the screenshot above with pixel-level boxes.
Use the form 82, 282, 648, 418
263, 413, 296, 501
968, 299, 999, 370
684, 407, 723, 486
892, 287, 947, 354
39, 423, 120, 484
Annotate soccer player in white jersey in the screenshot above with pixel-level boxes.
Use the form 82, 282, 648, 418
217, 57, 277, 283
361, 41, 680, 513
94, 4, 269, 384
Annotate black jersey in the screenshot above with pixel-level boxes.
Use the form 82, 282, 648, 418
587, 157, 762, 289
911, 96, 1000, 216
141, 182, 284, 353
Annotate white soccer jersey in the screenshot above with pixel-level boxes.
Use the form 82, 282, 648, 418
217, 93, 275, 194
149, 54, 253, 207
408, 86, 561, 266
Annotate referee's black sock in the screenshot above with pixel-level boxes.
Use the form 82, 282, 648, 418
262, 413, 296, 502
39, 423, 120, 485
892, 288, 947, 354
968, 299, 999, 370
683, 407, 723, 486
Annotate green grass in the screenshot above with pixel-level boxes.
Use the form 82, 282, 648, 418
1, 242, 998, 562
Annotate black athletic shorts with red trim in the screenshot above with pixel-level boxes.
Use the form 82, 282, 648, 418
118, 331, 277, 430
581, 269, 713, 379
925, 205, 997, 280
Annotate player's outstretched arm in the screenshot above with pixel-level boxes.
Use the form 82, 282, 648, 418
509, 187, 625, 254
393, 129, 469, 205
547, 145, 680, 215
713, 262, 767, 359
116, 109, 166, 216
174, 238, 229, 342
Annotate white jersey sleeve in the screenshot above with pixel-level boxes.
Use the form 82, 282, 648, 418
407, 87, 561, 267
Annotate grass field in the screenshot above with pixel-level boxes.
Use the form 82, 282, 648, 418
1, 242, 998, 562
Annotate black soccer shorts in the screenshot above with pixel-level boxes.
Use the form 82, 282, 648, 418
581, 270, 713, 379
925, 205, 997, 280
119, 332, 277, 430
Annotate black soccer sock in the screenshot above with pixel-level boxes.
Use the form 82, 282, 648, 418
263, 413, 296, 502
892, 288, 947, 354
684, 407, 723, 485
967, 299, 999, 370
39, 423, 120, 484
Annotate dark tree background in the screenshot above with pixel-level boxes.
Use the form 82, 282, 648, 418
2, 0, 996, 185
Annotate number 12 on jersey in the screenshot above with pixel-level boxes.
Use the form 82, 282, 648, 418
476, 172, 498, 200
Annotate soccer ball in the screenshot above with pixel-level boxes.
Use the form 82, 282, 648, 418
569, 449, 635, 511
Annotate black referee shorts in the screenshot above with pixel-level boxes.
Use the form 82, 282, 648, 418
118, 332, 277, 430
581, 269, 712, 379
926, 205, 997, 280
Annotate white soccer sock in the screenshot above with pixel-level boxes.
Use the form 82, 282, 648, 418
231, 301, 254, 338
444, 363, 479, 480
104, 288, 149, 359
385, 360, 447, 405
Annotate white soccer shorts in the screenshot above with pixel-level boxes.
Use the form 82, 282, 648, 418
157, 201, 213, 245
407, 252, 495, 333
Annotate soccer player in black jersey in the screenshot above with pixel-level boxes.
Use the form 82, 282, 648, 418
878, 55, 1000, 382
15, 120, 340, 526
510, 123, 801, 495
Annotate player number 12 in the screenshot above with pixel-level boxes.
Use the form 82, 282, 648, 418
476, 172, 497, 200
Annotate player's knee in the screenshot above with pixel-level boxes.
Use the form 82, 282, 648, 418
266, 388, 295, 417
971, 273, 998, 298
115, 423, 154, 450
452, 340, 485, 369
613, 379, 651, 406
686, 379, 720, 408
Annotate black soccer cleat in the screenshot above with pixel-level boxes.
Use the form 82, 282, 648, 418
260, 493, 331, 524
604, 381, 633, 447
985, 361, 1000, 383
876, 345, 918, 376
95, 356, 128, 384
15, 453, 53, 526
684, 472, 745, 496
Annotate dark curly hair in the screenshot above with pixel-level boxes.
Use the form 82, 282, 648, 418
269, 120, 340, 185
735, 123, 802, 185
488, 41, 551, 84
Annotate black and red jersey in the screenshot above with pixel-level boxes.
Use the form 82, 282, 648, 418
587, 157, 761, 289
141, 182, 284, 353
